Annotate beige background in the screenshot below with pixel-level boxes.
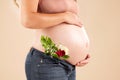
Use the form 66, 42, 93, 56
0, 0, 120, 80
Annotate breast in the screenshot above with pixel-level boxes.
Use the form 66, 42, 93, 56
38, 0, 78, 14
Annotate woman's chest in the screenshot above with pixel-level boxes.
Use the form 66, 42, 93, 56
38, 0, 78, 14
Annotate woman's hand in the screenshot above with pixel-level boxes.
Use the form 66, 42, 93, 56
75, 53, 90, 67
64, 11, 83, 27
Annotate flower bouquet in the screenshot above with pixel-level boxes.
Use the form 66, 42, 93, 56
40, 35, 70, 60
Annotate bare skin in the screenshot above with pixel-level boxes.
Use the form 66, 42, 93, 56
20, 0, 90, 67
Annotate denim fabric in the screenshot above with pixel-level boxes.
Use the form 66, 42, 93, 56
25, 47, 76, 80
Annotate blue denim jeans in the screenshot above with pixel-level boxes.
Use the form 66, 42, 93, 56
25, 47, 76, 80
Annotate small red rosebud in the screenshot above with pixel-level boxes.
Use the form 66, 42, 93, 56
55, 49, 65, 57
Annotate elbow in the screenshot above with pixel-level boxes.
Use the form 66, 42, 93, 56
20, 12, 46, 29
21, 17, 33, 28
21, 13, 36, 29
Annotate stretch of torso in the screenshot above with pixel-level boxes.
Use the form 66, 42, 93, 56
32, 0, 90, 65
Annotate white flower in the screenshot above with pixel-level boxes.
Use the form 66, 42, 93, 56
57, 44, 69, 55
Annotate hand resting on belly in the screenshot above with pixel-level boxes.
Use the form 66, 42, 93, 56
40, 23, 90, 65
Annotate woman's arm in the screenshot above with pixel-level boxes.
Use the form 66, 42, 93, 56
20, 0, 67, 29
20, 0, 82, 29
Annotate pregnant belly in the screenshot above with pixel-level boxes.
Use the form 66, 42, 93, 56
35, 23, 90, 65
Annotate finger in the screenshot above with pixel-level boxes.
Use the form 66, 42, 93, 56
80, 61, 89, 64
76, 23, 83, 27
75, 63, 87, 67
80, 58, 90, 64
75, 61, 88, 67
79, 21, 83, 25
79, 22, 83, 27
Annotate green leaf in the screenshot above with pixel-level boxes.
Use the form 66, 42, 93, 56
40, 35, 69, 60
62, 55, 69, 59
51, 53, 59, 58
47, 37, 52, 45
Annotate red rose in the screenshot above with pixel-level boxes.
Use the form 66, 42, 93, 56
55, 49, 65, 57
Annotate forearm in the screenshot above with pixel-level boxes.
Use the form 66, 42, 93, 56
21, 12, 66, 29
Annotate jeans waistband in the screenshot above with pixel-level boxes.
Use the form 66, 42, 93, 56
29, 47, 75, 71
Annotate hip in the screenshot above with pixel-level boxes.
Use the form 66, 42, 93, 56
25, 47, 76, 80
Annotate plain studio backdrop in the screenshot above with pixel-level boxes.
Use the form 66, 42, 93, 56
0, 0, 120, 80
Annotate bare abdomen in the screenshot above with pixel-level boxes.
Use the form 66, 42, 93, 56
33, 23, 90, 65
